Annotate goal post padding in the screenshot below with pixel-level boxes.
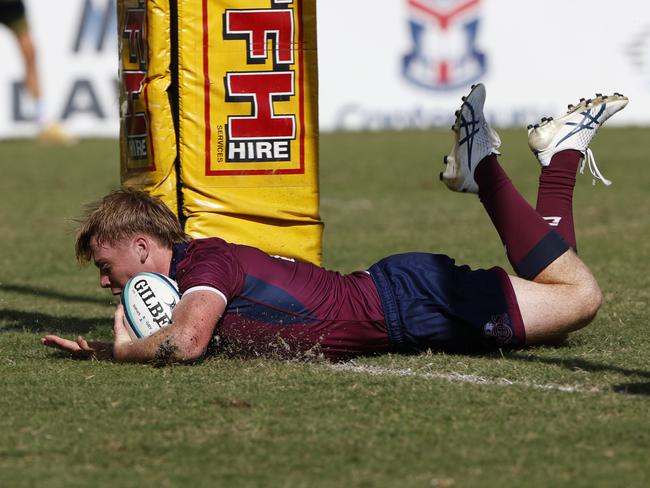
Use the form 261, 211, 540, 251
118, 0, 322, 265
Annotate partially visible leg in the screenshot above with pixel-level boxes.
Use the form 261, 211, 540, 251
14, 24, 76, 144
16, 30, 40, 100
4, 3, 45, 125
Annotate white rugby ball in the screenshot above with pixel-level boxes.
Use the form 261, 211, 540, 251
120, 272, 180, 340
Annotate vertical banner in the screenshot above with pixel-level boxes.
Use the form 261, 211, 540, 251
118, 0, 322, 265
178, 0, 322, 264
118, 0, 179, 214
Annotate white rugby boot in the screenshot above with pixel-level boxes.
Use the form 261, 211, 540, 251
440, 83, 501, 194
527, 93, 628, 185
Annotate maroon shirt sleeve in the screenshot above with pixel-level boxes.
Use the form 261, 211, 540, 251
174, 238, 244, 302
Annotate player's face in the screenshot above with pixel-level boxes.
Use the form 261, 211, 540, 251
90, 236, 145, 295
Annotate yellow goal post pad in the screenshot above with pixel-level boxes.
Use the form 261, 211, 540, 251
118, 0, 322, 264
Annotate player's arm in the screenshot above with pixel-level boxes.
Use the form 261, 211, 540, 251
112, 290, 225, 364
42, 290, 225, 363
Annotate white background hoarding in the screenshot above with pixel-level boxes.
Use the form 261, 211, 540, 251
0, 0, 118, 137
317, 0, 650, 130
1, 0, 649, 138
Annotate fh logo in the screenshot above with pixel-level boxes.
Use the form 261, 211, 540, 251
223, 0, 296, 162
402, 0, 487, 91
120, 1, 148, 161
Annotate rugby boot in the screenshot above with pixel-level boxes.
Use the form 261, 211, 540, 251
527, 93, 628, 185
440, 83, 501, 194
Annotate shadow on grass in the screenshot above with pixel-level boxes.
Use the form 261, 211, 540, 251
510, 352, 650, 396
510, 352, 650, 379
1, 283, 113, 306
611, 383, 650, 396
0, 309, 109, 335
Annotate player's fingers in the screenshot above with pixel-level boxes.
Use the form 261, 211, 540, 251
113, 304, 132, 344
41, 335, 82, 352
76, 336, 93, 352
114, 304, 124, 330
115, 303, 125, 319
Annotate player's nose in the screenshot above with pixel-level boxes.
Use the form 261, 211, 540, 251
99, 274, 111, 289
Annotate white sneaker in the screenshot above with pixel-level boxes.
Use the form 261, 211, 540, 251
440, 83, 501, 194
527, 93, 628, 185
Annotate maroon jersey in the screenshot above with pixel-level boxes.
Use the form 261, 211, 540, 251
172, 238, 393, 359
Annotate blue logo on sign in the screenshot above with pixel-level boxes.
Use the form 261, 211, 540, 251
402, 0, 487, 91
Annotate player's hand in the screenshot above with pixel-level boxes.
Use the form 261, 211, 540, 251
41, 305, 132, 360
41, 335, 113, 360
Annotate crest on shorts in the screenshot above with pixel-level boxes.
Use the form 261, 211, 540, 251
483, 313, 513, 345
402, 0, 487, 91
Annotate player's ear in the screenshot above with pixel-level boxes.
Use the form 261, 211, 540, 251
133, 235, 150, 264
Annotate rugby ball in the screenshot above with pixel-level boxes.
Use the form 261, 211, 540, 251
120, 272, 180, 340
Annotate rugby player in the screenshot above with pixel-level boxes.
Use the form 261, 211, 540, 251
41, 84, 628, 364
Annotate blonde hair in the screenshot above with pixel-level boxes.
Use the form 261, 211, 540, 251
75, 189, 189, 264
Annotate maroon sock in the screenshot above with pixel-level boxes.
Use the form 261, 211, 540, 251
474, 154, 569, 279
535, 150, 581, 251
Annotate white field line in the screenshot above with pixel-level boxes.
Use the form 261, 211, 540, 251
327, 363, 603, 394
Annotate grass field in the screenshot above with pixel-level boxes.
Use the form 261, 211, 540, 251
1, 128, 649, 487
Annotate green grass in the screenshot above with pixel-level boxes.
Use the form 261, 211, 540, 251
1, 129, 649, 487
